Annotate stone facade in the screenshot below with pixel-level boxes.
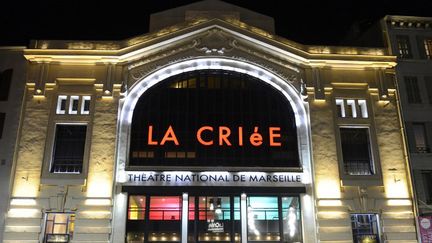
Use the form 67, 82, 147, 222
2, 2, 419, 243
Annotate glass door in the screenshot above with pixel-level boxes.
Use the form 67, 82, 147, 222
188, 196, 241, 242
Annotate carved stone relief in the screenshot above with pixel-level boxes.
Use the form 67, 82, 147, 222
127, 27, 304, 94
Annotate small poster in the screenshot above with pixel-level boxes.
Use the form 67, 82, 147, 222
419, 216, 432, 242
208, 221, 224, 233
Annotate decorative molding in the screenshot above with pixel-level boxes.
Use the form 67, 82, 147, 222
194, 28, 235, 54
127, 27, 304, 93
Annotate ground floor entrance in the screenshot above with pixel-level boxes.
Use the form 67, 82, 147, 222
124, 189, 303, 243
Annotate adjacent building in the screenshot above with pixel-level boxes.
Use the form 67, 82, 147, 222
0, 46, 27, 243
381, 14, 432, 223
2, 1, 419, 243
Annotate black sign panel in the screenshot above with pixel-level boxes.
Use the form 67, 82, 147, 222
129, 70, 300, 168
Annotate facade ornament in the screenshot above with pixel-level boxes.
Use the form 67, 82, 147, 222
195, 28, 234, 54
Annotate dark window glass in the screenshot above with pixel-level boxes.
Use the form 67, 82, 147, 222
51, 124, 86, 173
351, 214, 380, 243
72, 99, 79, 112
413, 123, 429, 153
422, 172, 432, 204
129, 70, 299, 168
60, 99, 67, 111
0, 113, 5, 139
404, 76, 422, 104
340, 128, 374, 175
396, 35, 412, 58
0, 69, 13, 101
83, 99, 90, 112
425, 76, 432, 104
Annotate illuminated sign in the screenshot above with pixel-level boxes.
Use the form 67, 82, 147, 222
129, 70, 300, 168
125, 171, 304, 187
207, 221, 224, 233
147, 125, 282, 147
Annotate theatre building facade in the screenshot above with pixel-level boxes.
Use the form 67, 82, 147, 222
2, 2, 419, 243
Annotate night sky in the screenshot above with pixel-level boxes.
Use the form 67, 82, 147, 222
1, 0, 432, 47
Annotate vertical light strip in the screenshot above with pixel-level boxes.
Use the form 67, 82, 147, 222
182, 193, 188, 243
241, 193, 247, 243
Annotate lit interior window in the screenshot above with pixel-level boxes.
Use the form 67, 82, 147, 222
44, 213, 75, 242
149, 196, 182, 220
69, 96, 79, 115
56, 95, 67, 114
128, 195, 146, 220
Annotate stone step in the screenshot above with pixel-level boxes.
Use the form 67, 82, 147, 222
382, 225, 416, 233
75, 218, 111, 227
3, 232, 39, 241
384, 241, 418, 243
317, 211, 349, 220
317, 206, 348, 212
318, 231, 353, 241
385, 232, 417, 241
4, 225, 41, 233
3, 240, 39, 243
319, 241, 352, 243
76, 211, 111, 220
318, 218, 351, 227
70, 241, 109, 243
73, 233, 110, 241
319, 226, 351, 234
382, 211, 414, 219
5, 218, 42, 226
74, 226, 111, 234
381, 218, 415, 226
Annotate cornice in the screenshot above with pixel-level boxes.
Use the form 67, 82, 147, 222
23, 19, 396, 69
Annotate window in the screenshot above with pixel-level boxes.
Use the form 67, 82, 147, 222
56, 95, 91, 115
44, 213, 75, 243
56, 95, 67, 114
340, 128, 374, 175
422, 171, 432, 204
51, 124, 87, 174
425, 76, 432, 104
404, 76, 422, 104
246, 196, 302, 242
396, 35, 412, 58
81, 96, 91, 114
0, 69, 13, 101
69, 96, 79, 114
188, 196, 241, 242
335, 99, 368, 118
413, 123, 429, 153
127, 195, 182, 242
351, 214, 380, 243
424, 39, 432, 59
0, 113, 5, 139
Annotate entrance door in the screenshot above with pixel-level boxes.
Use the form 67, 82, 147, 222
125, 193, 302, 243
188, 196, 241, 242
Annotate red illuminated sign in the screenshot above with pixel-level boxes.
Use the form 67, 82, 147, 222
146, 125, 283, 147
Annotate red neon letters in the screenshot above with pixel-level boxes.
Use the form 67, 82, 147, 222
147, 125, 282, 147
